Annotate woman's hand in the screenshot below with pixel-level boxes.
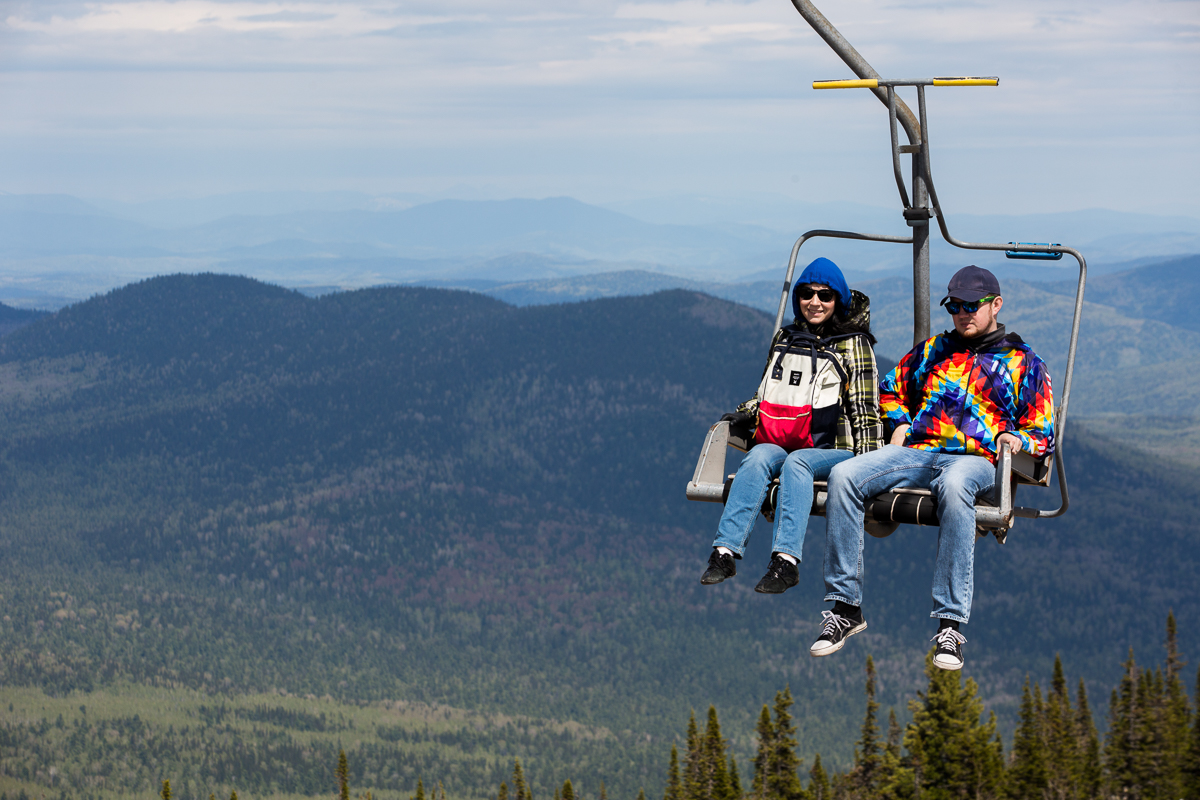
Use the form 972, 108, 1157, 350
889, 424, 910, 447
720, 411, 755, 440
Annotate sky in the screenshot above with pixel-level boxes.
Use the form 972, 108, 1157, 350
1, 0, 1198, 218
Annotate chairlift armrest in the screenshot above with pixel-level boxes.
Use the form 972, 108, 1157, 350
687, 421, 734, 502
976, 445, 1014, 530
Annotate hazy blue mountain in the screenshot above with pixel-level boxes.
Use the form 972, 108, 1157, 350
0, 190, 1195, 319
1041, 254, 1200, 332
88, 189, 434, 228
0, 193, 108, 216
0, 210, 168, 257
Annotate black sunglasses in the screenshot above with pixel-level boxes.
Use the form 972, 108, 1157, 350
944, 295, 998, 315
797, 285, 838, 303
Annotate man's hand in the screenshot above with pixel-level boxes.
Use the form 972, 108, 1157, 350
996, 432, 1024, 455
889, 424, 910, 447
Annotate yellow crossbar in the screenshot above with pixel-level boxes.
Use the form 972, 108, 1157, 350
932, 77, 999, 86
812, 78, 879, 90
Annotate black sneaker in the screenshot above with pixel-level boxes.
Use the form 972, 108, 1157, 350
809, 609, 867, 656
700, 549, 737, 585
754, 554, 799, 594
932, 625, 967, 670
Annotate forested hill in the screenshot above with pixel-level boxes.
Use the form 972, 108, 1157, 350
1, 275, 1198, 798
0, 302, 46, 337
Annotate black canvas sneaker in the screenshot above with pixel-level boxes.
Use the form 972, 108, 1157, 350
754, 554, 799, 594
809, 608, 867, 656
700, 549, 737, 585
932, 625, 967, 670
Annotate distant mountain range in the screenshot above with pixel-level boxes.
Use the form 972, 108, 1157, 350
0, 190, 1196, 310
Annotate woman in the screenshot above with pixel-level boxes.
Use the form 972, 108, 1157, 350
700, 257, 884, 593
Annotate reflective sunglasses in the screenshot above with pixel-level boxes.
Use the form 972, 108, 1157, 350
944, 295, 997, 315
797, 285, 838, 303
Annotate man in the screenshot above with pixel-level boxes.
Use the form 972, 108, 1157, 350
808, 265, 1054, 670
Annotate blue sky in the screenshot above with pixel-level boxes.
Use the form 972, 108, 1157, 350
1, 0, 1197, 218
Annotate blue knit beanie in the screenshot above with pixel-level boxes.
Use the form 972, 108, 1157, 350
792, 257, 851, 320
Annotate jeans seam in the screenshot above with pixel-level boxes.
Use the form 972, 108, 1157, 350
852, 463, 932, 495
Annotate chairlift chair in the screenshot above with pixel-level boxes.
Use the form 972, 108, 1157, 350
685, 0, 1087, 541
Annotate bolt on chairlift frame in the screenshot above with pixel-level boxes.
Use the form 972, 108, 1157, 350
686, 0, 1087, 538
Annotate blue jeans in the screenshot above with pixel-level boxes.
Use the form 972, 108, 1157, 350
712, 445, 855, 562
823, 445, 995, 623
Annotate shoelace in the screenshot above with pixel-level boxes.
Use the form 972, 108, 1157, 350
820, 610, 853, 638
931, 627, 967, 649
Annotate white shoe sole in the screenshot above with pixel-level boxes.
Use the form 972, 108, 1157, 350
809, 620, 867, 657
933, 653, 964, 671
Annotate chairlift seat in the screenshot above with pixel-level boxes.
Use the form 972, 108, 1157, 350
687, 421, 1050, 540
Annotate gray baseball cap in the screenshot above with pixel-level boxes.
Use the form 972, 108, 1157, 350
940, 265, 1001, 305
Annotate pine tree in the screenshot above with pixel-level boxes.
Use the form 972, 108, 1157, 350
499, 782, 510, 800
439, 781, 448, 800
513, 761, 530, 800
1006, 677, 1047, 798
665, 744, 684, 800
414, 778, 427, 800
699, 705, 733, 800
561, 780, 575, 800
1164, 612, 1190, 800
808, 755, 830, 800
875, 709, 910, 800
851, 656, 883, 798
1075, 679, 1102, 799
230, 793, 238, 800
1132, 666, 1171, 800
728, 756, 742, 800
160, 780, 172, 800
1105, 650, 1139, 798
638, 791, 648, 800
1187, 665, 1200, 799
904, 650, 1004, 800
599, 781, 607, 800
686, 711, 703, 800
885, 709, 902, 761
766, 687, 805, 800
1044, 656, 1080, 799
338, 749, 351, 800
752, 704, 775, 799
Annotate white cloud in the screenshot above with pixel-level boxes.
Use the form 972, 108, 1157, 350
5, 2, 470, 36
0, 0, 1196, 214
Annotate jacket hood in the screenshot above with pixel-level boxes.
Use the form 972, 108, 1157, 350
793, 257, 852, 318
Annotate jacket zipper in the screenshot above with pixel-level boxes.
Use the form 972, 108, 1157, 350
957, 353, 978, 433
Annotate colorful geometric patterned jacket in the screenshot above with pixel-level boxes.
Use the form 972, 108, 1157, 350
879, 326, 1055, 462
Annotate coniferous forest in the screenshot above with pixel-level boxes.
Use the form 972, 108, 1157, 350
1, 276, 1199, 799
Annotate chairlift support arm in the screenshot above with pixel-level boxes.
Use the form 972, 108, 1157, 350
688, 1, 1090, 531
